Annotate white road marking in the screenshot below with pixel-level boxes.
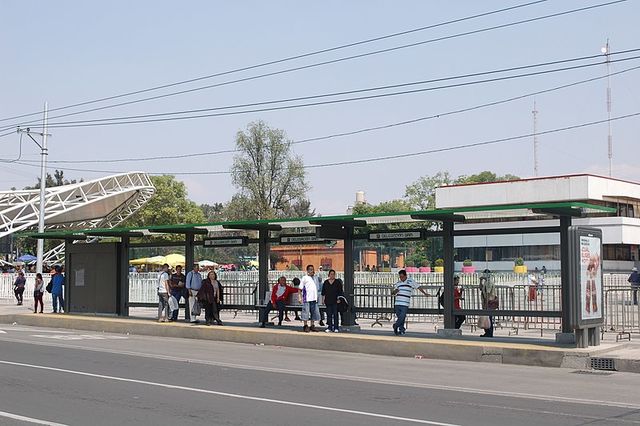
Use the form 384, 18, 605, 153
0, 409, 68, 425
0, 334, 638, 411
0, 330, 6, 333
0, 359, 459, 426
31, 334, 128, 341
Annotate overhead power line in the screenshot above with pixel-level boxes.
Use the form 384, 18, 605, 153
0, 1, 548, 124
18, 53, 640, 130
0, 0, 625, 131
9, 111, 640, 175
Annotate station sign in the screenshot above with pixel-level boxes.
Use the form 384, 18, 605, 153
203, 236, 249, 247
368, 230, 423, 241
280, 234, 330, 245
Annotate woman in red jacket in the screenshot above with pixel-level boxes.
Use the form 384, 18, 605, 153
260, 276, 299, 327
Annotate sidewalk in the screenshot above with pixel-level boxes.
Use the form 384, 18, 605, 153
1, 302, 638, 372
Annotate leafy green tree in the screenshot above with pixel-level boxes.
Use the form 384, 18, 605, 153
230, 121, 310, 220
24, 169, 80, 190
456, 171, 519, 184
200, 202, 225, 223
123, 175, 205, 228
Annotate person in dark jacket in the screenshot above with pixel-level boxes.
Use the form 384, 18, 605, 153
629, 267, 640, 305
13, 271, 26, 305
321, 269, 344, 332
260, 276, 299, 327
51, 265, 65, 313
197, 271, 222, 326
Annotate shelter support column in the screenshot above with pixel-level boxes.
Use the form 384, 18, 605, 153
185, 232, 195, 271
258, 228, 270, 304
118, 236, 130, 316
560, 215, 572, 334
343, 226, 356, 327
439, 220, 458, 334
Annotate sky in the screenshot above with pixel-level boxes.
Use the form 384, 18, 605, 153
1, 0, 639, 215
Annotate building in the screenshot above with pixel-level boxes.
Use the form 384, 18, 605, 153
436, 174, 640, 272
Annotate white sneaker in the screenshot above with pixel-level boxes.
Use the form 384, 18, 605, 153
325, 329, 332, 333
334, 329, 339, 333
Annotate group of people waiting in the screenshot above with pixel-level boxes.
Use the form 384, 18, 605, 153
13, 265, 65, 314
260, 265, 349, 332
157, 263, 224, 326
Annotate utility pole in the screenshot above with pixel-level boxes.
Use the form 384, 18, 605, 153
532, 99, 539, 177
602, 40, 613, 176
17, 102, 49, 273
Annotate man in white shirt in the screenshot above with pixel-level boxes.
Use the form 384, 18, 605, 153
391, 269, 430, 335
157, 263, 171, 322
299, 264, 321, 332
186, 263, 203, 323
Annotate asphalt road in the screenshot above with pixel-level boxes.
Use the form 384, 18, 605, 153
0, 324, 638, 426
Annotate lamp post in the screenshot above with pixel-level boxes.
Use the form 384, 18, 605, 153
601, 40, 612, 177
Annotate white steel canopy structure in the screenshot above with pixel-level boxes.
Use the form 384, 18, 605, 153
0, 172, 155, 238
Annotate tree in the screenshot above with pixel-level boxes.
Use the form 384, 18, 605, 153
200, 203, 225, 223
24, 169, 80, 190
123, 175, 205, 228
456, 171, 519, 184
230, 121, 311, 220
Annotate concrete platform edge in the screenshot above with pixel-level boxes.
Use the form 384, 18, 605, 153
0, 314, 627, 371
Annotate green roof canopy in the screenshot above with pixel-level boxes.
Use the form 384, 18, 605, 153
22, 202, 614, 240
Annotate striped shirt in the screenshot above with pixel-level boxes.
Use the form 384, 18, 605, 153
394, 278, 421, 307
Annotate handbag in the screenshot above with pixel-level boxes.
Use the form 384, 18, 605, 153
168, 295, 179, 311
191, 299, 202, 316
477, 315, 491, 329
46, 280, 53, 294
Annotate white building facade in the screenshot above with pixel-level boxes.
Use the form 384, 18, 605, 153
435, 174, 640, 272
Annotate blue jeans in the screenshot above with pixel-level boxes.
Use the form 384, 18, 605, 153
326, 303, 338, 331
394, 305, 408, 334
170, 289, 190, 321
52, 293, 64, 313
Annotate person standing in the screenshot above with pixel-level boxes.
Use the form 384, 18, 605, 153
197, 271, 222, 326
313, 266, 325, 326
299, 265, 321, 332
157, 264, 170, 322
479, 269, 498, 337
186, 263, 203, 323
391, 269, 430, 335
13, 271, 26, 305
169, 265, 189, 322
51, 265, 65, 313
260, 276, 299, 327
321, 269, 344, 332
33, 273, 44, 313
211, 271, 224, 319
628, 267, 640, 305
453, 276, 466, 329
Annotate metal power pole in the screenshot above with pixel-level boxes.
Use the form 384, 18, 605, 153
37, 102, 49, 273
532, 100, 539, 177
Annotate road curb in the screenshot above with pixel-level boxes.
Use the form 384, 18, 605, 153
0, 313, 626, 370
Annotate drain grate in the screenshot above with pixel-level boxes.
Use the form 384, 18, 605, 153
590, 357, 616, 371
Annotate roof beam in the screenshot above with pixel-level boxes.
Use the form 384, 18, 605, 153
532, 207, 586, 218
411, 213, 466, 222
222, 224, 282, 231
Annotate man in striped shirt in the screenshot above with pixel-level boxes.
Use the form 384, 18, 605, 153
392, 269, 431, 335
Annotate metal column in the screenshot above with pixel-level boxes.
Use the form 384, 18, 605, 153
343, 226, 356, 326
185, 232, 195, 271
258, 228, 270, 304
559, 215, 572, 333
118, 237, 130, 316
442, 220, 455, 329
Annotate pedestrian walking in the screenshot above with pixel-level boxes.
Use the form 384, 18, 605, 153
51, 265, 65, 313
391, 270, 430, 335
628, 267, 639, 305
157, 264, 170, 322
33, 273, 44, 313
186, 263, 203, 323
321, 269, 344, 332
169, 265, 189, 322
299, 265, 321, 332
260, 276, 299, 327
13, 271, 26, 305
198, 271, 223, 326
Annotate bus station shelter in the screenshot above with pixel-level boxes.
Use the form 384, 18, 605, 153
26, 201, 615, 348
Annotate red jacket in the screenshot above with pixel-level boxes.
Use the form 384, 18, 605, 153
271, 284, 299, 305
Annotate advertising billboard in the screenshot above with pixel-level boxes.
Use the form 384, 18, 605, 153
569, 226, 604, 328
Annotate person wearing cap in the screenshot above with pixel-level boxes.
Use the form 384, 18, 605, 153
51, 265, 65, 313
628, 267, 640, 305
